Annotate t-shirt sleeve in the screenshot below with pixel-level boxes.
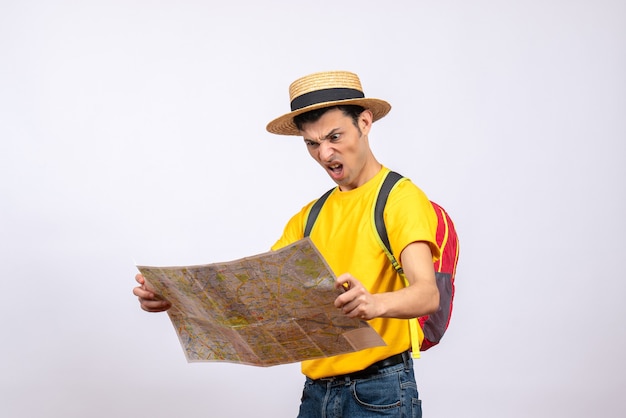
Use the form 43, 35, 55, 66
270, 202, 312, 251
385, 179, 440, 263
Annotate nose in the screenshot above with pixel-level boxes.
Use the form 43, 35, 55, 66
318, 140, 334, 162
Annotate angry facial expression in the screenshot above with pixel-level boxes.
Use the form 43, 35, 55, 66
299, 108, 379, 191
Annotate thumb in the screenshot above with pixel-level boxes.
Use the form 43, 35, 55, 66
335, 273, 355, 292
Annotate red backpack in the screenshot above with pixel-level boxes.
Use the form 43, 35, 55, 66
304, 171, 459, 354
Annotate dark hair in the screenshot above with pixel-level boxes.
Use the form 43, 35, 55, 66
293, 105, 366, 131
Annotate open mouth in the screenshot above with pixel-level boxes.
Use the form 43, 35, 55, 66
327, 163, 344, 180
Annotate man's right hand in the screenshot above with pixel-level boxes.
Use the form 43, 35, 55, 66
133, 273, 172, 312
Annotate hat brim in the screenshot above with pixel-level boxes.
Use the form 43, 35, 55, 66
266, 98, 391, 136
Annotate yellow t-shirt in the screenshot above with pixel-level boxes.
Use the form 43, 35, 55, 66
271, 167, 439, 379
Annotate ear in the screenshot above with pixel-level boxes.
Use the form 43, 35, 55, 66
359, 109, 374, 135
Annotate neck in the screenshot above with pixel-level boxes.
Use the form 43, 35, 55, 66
338, 158, 382, 191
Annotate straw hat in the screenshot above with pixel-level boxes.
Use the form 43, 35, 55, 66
266, 71, 391, 136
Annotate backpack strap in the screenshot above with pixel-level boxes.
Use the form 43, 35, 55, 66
373, 171, 424, 358
304, 187, 335, 237
373, 171, 405, 274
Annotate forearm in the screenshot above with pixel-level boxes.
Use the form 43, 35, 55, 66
334, 242, 440, 321
374, 283, 439, 319
376, 240, 440, 319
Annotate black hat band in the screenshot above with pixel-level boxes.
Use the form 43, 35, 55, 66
290, 88, 365, 111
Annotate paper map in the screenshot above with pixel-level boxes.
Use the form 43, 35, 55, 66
137, 238, 385, 366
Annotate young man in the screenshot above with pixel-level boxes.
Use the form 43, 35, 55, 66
134, 71, 440, 417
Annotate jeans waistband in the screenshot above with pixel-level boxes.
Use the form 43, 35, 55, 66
317, 350, 411, 382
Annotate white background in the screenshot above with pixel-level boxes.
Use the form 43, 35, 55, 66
1, 1, 624, 417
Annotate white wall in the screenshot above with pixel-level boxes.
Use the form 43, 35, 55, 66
1, 1, 624, 417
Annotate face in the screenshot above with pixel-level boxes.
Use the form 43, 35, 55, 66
299, 108, 379, 191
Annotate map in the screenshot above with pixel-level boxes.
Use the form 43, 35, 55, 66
137, 238, 386, 366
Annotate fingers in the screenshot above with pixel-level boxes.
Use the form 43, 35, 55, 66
334, 273, 373, 319
339, 298, 369, 319
334, 276, 351, 309
134, 285, 172, 312
133, 273, 171, 312
133, 285, 153, 300
139, 297, 172, 313
135, 273, 145, 285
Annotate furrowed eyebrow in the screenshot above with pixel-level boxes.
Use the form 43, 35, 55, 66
303, 128, 340, 143
324, 128, 340, 140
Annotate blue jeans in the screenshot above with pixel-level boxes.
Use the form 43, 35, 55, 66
297, 356, 422, 418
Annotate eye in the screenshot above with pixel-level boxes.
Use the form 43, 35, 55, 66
304, 140, 319, 147
329, 133, 341, 142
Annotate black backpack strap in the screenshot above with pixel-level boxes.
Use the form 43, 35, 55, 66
305, 171, 405, 273
374, 171, 405, 273
304, 187, 335, 237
